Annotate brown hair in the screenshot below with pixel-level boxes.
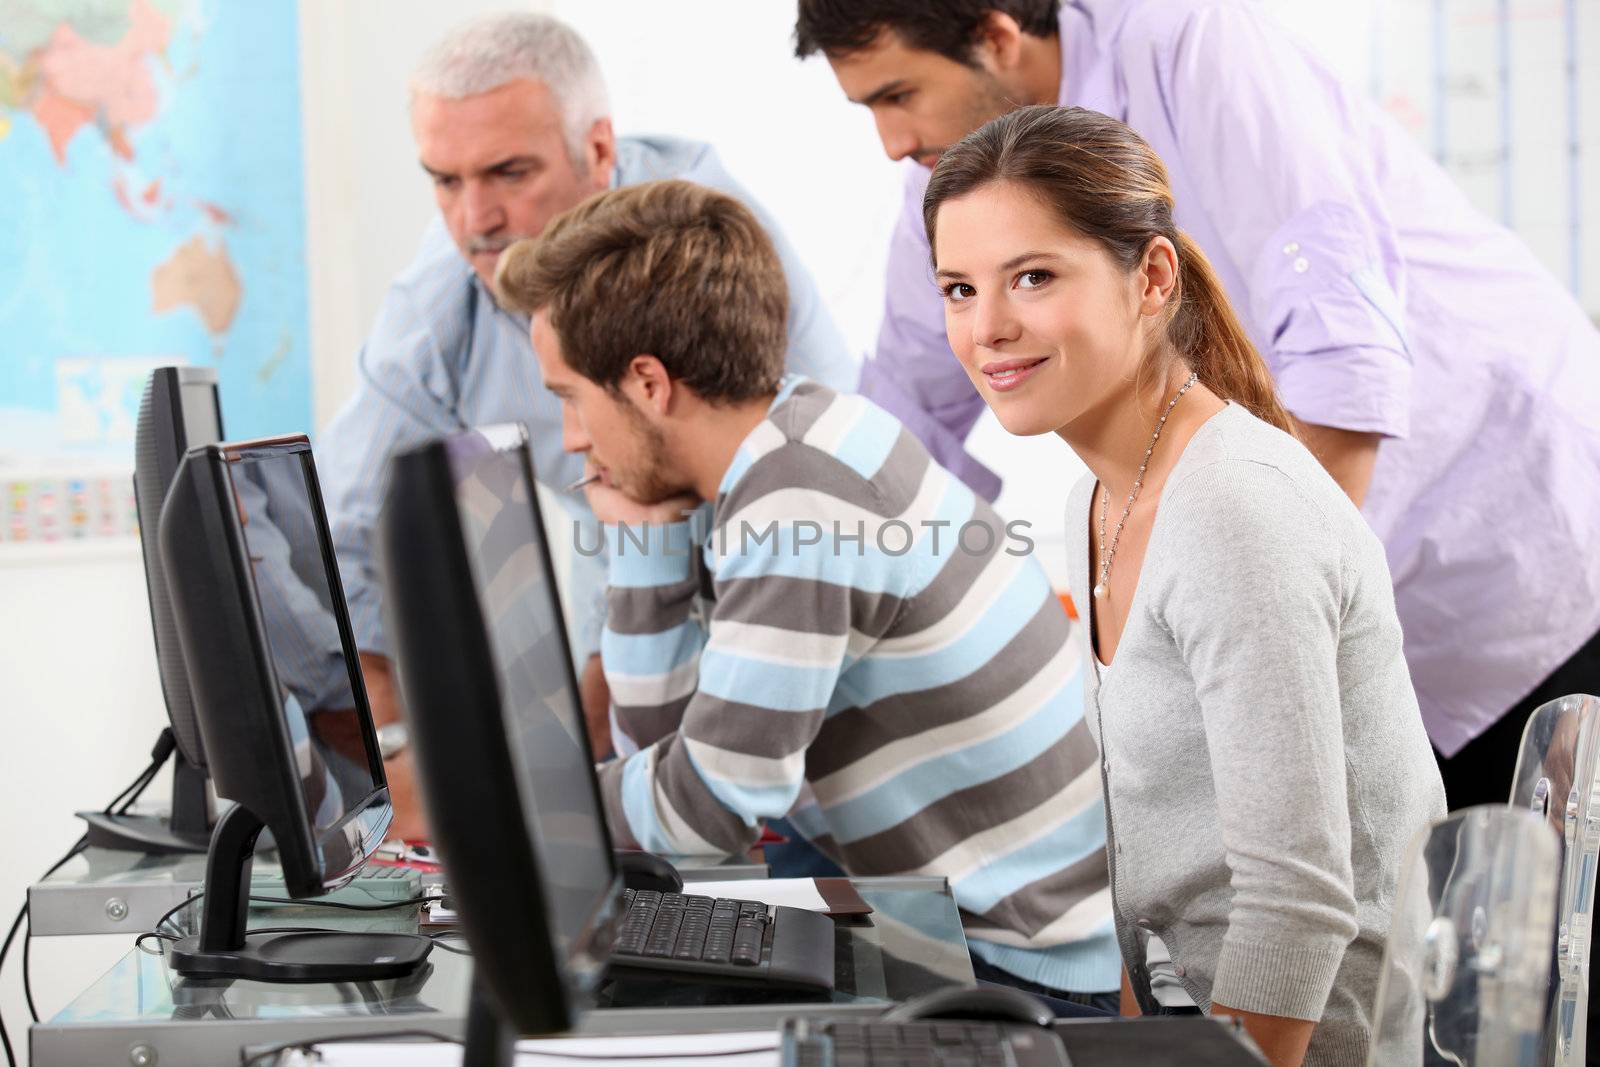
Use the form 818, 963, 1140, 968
923, 105, 1294, 434
794, 0, 1058, 63
495, 179, 788, 404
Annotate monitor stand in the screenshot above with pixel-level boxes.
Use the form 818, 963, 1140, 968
167, 803, 431, 981
76, 749, 213, 854
464, 977, 517, 1067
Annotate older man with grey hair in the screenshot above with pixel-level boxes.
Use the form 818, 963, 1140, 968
318, 12, 859, 839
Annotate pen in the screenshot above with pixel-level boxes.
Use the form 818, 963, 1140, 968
565, 472, 601, 493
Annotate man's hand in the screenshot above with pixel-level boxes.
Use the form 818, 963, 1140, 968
381, 751, 431, 842
358, 652, 402, 727
358, 651, 432, 842
582, 469, 698, 527
580, 653, 614, 759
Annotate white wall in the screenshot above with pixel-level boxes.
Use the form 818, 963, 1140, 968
0, 542, 173, 1064
301, 0, 531, 430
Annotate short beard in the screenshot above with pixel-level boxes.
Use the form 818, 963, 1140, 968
619, 400, 682, 506
965, 69, 1019, 134
917, 71, 1020, 165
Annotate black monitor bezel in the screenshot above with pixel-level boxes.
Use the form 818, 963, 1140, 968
135, 365, 224, 771
379, 423, 624, 1036
159, 435, 390, 898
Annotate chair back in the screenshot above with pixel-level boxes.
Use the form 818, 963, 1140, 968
1509, 694, 1600, 1065
1368, 805, 1559, 1067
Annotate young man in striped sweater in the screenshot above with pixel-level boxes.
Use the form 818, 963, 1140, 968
494, 178, 1118, 1008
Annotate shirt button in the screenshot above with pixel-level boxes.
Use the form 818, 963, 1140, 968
1282, 241, 1300, 255
1293, 256, 1310, 273
1136, 918, 1152, 929
1174, 964, 1187, 978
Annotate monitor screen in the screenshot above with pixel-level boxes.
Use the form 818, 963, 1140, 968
179, 380, 222, 446
444, 426, 614, 957
227, 448, 384, 841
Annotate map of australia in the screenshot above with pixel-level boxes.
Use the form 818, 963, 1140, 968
0, 0, 308, 453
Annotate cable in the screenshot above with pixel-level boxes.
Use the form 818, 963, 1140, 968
237, 1029, 779, 1066
150, 891, 448, 942
104, 760, 157, 815
135, 932, 179, 954
424, 932, 472, 956
102, 727, 176, 815
1, 736, 175, 1065
0, 903, 23, 1067
246, 893, 447, 913
100, 762, 152, 814
19, 915, 34, 1024
22, 835, 87, 1024
119, 730, 174, 814
112, 764, 160, 816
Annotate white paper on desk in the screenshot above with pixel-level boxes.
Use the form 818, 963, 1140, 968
682, 877, 828, 912
297, 1030, 778, 1066
519, 1031, 779, 1064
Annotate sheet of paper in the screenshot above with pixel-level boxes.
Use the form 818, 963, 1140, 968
682, 877, 829, 912
293, 1030, 779, 1066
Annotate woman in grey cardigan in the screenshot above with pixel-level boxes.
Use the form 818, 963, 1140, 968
922, 105, 1446, 1067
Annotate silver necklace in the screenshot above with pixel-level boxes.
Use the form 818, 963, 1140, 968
1093, 372, 1200, 600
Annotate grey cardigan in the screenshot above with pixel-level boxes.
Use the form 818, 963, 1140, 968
1068, 404, 1445, 1067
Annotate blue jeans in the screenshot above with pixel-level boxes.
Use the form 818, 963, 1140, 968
762, 817, 845, 879
970, 954, 1120, 1017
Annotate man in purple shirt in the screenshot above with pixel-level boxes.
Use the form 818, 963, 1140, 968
795, 0, 1600, 809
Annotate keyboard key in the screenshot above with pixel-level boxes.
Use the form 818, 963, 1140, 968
614, 893, 785, 970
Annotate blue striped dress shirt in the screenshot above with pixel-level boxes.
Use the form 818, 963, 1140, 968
317, 135, 861, 658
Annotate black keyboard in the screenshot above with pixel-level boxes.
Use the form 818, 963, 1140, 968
780, 1018, 1072, 1067
608, 888, 836, 990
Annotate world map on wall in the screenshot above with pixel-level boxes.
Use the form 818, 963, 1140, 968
0, 0, 309, 458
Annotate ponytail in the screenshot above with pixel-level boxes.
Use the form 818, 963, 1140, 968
1170, 233, 1296, 435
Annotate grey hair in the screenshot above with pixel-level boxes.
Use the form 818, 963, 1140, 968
409, 12, 610, 167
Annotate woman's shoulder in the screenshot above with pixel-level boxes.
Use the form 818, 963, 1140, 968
1158, 405, 1355, 557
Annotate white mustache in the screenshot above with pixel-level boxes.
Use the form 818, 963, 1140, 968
466, 235, 530, 255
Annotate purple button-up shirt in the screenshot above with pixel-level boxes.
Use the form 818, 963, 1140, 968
863, 0, 1600, 755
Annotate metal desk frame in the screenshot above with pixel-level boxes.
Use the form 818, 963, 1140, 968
31, 876, 968, 1067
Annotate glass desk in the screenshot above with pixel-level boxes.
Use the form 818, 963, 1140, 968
31, 876, 971, 1067
28, 846, 768, 936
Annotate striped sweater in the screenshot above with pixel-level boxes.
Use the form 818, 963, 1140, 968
596, 378, 1118, 992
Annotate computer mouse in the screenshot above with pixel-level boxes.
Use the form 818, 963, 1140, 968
614, 849, 684, 893
881, 984, 1056, 1028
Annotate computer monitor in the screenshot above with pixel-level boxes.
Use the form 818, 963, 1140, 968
157, 435, 430, 981
78, 366, 224, 853
379, 424, 624, 1046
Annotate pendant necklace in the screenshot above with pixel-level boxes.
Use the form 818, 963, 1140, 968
1093, 372, 1200, 600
